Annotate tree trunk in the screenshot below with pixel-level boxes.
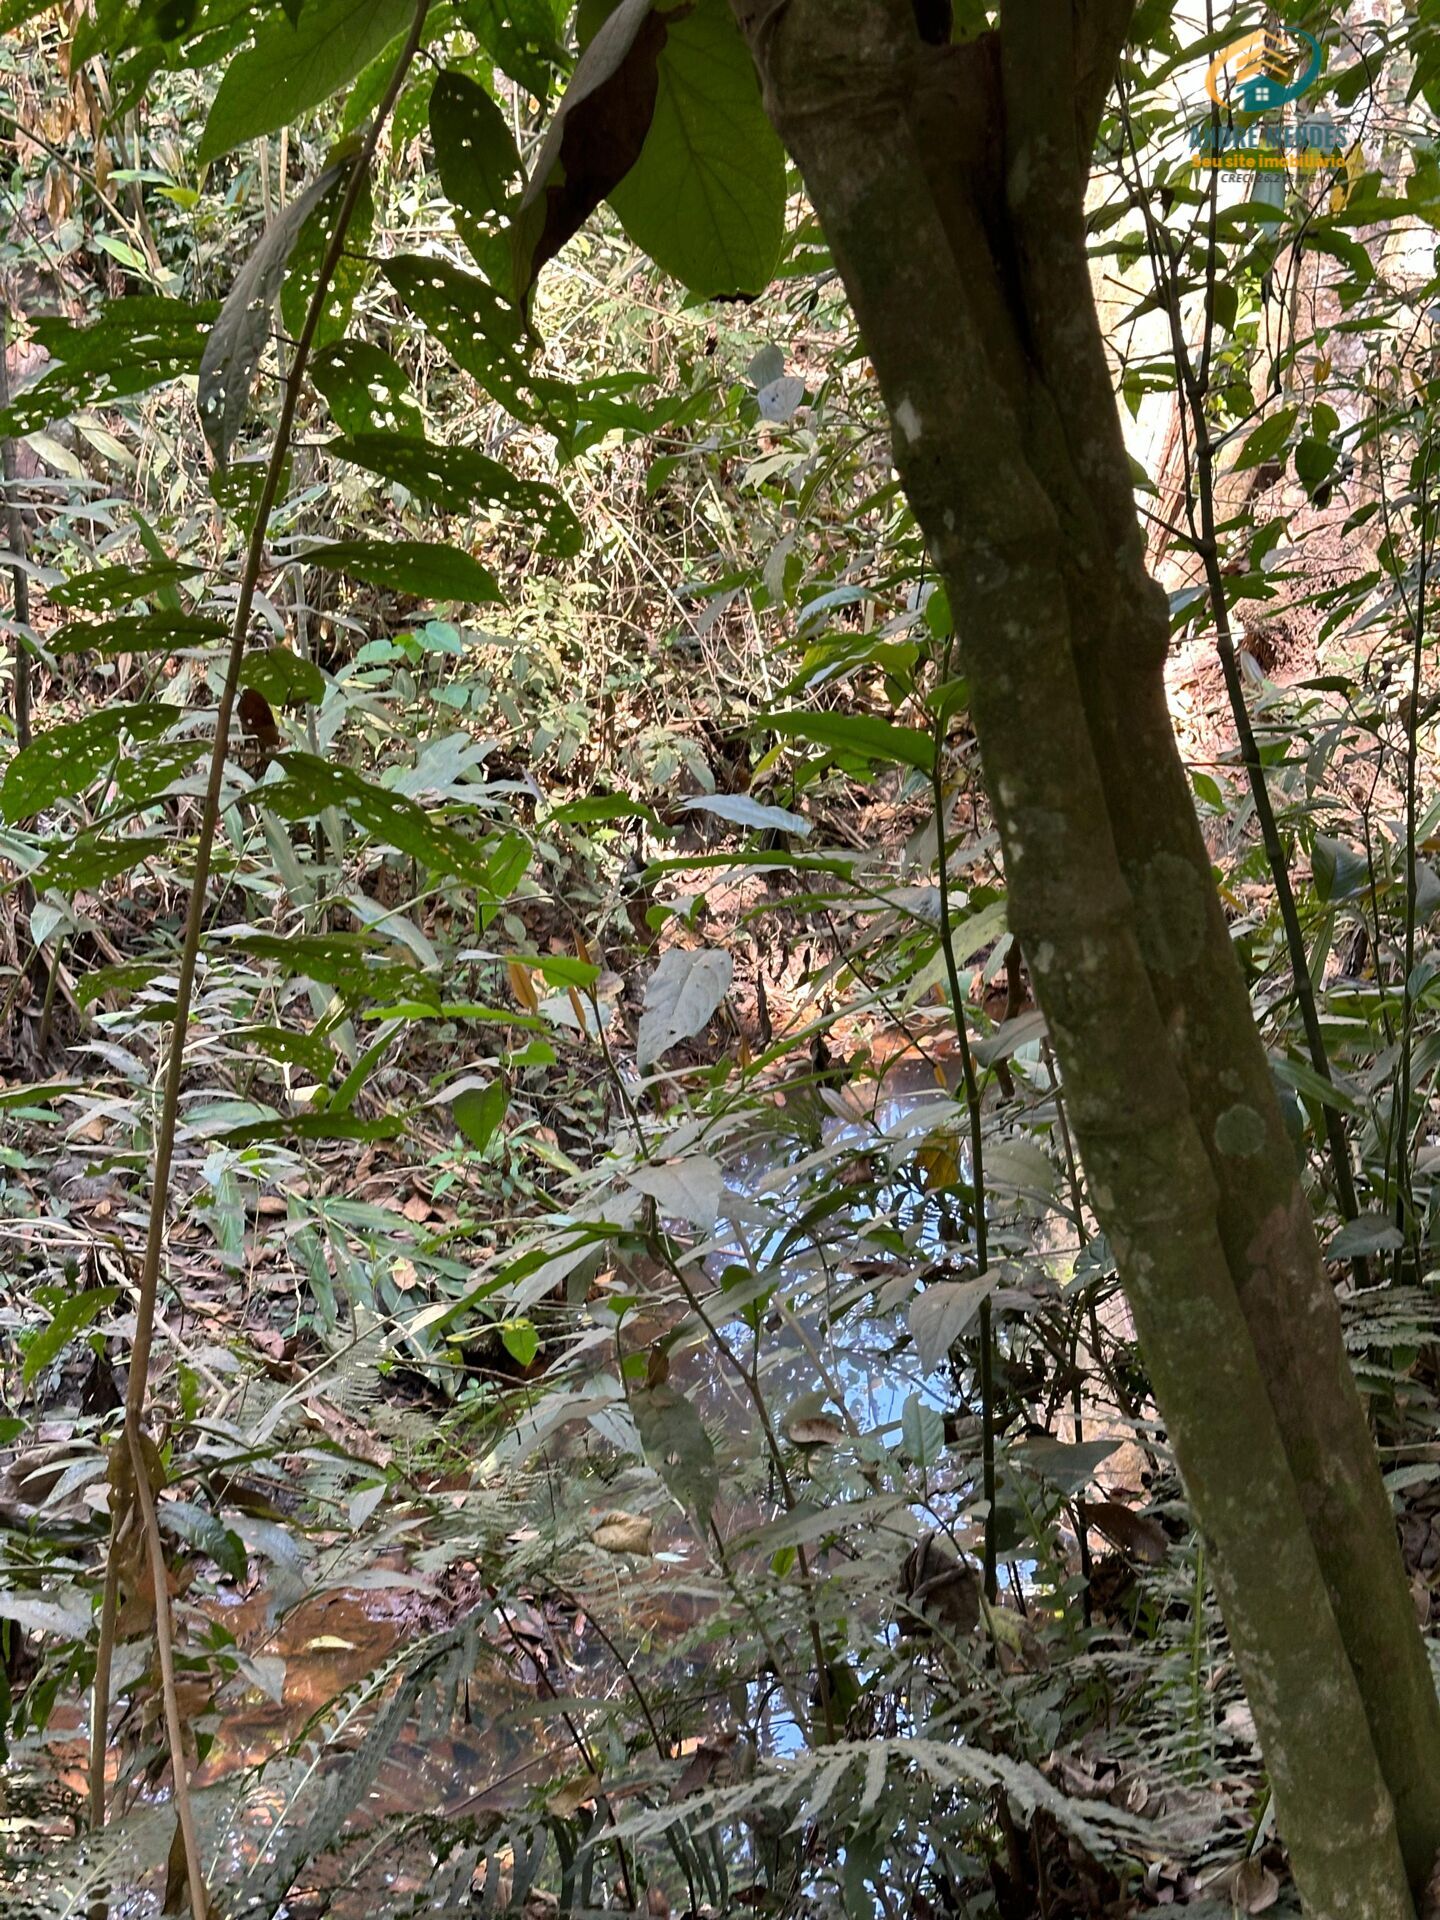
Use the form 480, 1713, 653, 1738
728, 1, 1440, 1910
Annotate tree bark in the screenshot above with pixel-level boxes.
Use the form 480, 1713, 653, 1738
728, 0, 1440, 1910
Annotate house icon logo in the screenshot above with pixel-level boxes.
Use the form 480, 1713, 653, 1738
1205, 26, 1322, 111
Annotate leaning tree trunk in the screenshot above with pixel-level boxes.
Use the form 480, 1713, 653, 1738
727, 1, 1440, 1912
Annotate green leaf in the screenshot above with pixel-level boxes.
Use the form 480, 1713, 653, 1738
157, 1501, 248, 1582
1312, 832, 1369, 902
281, 171, 375, 354
900, 1392, 944, 1469
35, 834, 168, 890
0, 300, 218, 437
1326, 1214, 1405, 1260
759, 709, 934, 771
500, 1318, 540, 1367
261, 751, 528, 895
239, 648, 326, 707
0, 0, 65, 31
908, 1276, 997, 1371
2, 706, 177, 821
679, 794, 809, 835
453, 1079, 508, 1151
226, 930, 436, 1003
430, 68, 520, 224
591, 0, 786, 297
637, 946, 732, 1065
631, 1380, 718, 1526
456, 0, 564, 94
1010, 1434, 1122, 1494
311, 339, 424, 438
1295, 434, 1340, 498
198, 0, 415, 161
77, 961, 167, 1009
293, 538, 502, 604
199, 158, 351, 467
49, 559, 196, 611
1190, 770, 1224, 811
328, 432, 582, 554
52, 612, 228, 655
1233, 405, 1298, 472
384, 255, 543, 424
23, 1288, 118, 1387
230, 1024, 337, 1078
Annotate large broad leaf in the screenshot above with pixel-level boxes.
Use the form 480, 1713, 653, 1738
588, 0, 785, 297
239, 648, 326, 707
311, 339, 424, 438
901, 1393, 945, 1470
383, 255, 542, 425
759, 709, 935, 772
1312, 832, 1369, 903
429, 69, 520, 225
199, 158, 350, 467
385, 253, 705, 455
292, 538, 501, 604
452, 1079, 509, 1151
49, 558, 195, 612
627, 1153, 722, 1229
457, 0, 565, 94
908, 1276, 997, 1372
637, 946, 732, 1066
198, 0, 415, 161
280, 171, 375, 355
680, 794, 810, 836
0, 300, 218, 437
158, 1502, 248, 1582
35, 833, 168, 891
1233, 405, 1298, 472
1009, 1434, 1122, 1495
51, 612, 228, 656
2, 706, 177, 821
328, 432, 582, 554
512, 0, 673, 308
631, 1381, 717, 1527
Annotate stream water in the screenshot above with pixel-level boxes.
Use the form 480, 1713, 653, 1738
2, 1038, 1140, 1917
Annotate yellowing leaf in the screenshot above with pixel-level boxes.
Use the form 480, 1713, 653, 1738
508, 960, 540, 1012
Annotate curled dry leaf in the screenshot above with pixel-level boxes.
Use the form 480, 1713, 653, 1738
591, 1509, 653, 1555
1079, 1499, 1169, 1566
788, 1414, 847, 1447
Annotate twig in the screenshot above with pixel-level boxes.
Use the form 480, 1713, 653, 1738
126, 1425, 210, 1920
0, 301, 30, 750
928, 649, 996, 1604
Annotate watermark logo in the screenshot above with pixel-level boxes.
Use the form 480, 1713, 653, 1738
1205, 27, 1321, 112
1191, 22, 1343, 176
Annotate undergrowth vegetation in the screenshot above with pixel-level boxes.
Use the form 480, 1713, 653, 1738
5, 1, 1440, 1915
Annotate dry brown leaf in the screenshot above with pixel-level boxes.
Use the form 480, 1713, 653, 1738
591, 1510, 653, 1555
508, 960, 540, 1012
547, 1771, 601, 1816
788, 1414, 846, 1447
